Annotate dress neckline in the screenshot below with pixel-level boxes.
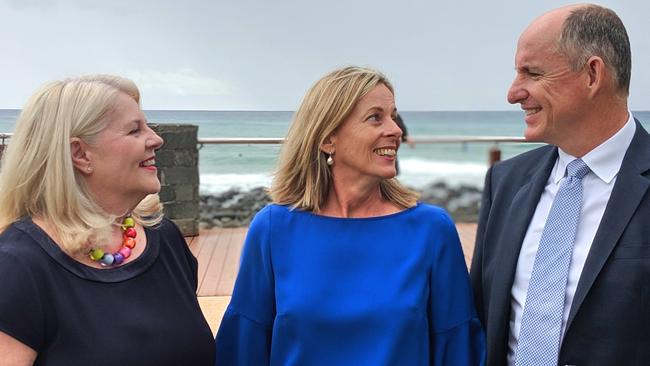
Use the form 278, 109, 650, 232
294, 202, 420, 222
13, 217, 160, 283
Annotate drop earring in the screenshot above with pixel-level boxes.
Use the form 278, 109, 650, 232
326, 152, 334, 166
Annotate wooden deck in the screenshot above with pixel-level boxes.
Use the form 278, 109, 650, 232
188, 223, 478, 335
187, 227, 248, 297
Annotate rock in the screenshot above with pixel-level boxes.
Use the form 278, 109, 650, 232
198, 181, 483, 228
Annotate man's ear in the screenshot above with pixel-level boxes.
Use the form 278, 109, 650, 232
585, 55, 606, 96
70, 137, 93, 175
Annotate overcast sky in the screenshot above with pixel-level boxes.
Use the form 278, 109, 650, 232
1, 0, 648, 111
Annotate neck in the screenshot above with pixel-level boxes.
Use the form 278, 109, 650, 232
319, 179, 398, 218
562, 99, 629, 157
94, 195, 141, 218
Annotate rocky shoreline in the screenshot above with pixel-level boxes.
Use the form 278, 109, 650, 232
199, 182, 483, 229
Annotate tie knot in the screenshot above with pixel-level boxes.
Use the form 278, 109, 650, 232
567, 158, 590, 179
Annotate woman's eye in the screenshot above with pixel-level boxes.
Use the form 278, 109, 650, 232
367, 114, 380, 122
129, 128, 141, 135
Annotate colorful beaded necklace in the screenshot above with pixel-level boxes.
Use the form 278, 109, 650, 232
88, 216, 137, 267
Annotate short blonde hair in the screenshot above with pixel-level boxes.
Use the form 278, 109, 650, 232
270, 66, 419, 211
0, 75, 162, 255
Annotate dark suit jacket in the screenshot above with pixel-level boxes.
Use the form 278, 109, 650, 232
471, 120, 650, 366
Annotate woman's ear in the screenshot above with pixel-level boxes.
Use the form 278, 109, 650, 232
70, 137, 93, 175
320, 136, 335, 154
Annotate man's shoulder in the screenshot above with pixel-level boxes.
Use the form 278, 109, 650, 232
492, 144, 555, 173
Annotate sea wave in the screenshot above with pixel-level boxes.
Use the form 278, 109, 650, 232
398, 158, 487, 189
200, 173, 273, 195
199, 158, 488, 194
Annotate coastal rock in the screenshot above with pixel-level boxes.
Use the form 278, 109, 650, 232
199, 187, 272, 229
199, 182, 483, 228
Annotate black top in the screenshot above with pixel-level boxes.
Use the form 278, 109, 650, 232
0, 217, 215, 365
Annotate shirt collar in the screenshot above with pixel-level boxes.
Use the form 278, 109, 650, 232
554, 111, 636, 184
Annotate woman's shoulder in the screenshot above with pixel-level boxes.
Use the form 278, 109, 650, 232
0, 220, 47, 281
251, 203, 298, 223
410, 202, 453, 220
153, 216, 181, 233
0, 219, 46, 257
405, 203, 458, 237
148, 217, 189, 242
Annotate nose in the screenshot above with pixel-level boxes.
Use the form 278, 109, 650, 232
387, 117, 403, 140
145, 125, 164, 150
507, 75, 528, 105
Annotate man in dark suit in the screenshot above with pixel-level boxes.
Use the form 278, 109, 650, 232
471, 4, 649, 365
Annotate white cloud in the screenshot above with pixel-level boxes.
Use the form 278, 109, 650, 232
127, 69, 231, 97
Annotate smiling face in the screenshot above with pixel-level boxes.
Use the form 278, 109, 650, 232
324, 83, 402, 185
507, 9, 590, 148
83, 92, 164, 212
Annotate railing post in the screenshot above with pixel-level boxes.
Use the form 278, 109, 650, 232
149, 124, 200, 236
488, 143, 501, 166
0, 136, 5, 161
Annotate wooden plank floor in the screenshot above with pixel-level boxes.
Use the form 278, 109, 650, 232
188, 223, 478, 335
187, 227, 248, 296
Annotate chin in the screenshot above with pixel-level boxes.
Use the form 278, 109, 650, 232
142, 183, 161, 196
380, 170, 398, 180
524, 128, 543, 142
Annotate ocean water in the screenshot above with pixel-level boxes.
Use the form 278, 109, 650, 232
2, 110, 649, 194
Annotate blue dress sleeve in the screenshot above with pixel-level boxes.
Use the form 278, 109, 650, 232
215, 206, 275, 365
429, 210, 486, 365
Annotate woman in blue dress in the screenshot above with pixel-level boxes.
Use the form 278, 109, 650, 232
215, 66, 485, 365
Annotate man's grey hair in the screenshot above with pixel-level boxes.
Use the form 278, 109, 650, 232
557, 4, 631, 96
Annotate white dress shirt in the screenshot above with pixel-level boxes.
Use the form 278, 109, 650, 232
507, 113, 636, 365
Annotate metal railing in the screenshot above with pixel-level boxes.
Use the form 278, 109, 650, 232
195, 136, 527, 144
0, 133, 527, 145
1, 133, 532, 165
195, 136, 530, 165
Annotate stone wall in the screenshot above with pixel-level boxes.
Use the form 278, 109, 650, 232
150, 124, 199, 236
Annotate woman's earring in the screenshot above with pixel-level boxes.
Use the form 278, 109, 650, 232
326, 152, 334, 166
87, 166, 93, 173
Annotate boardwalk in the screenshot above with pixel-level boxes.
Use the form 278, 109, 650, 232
189, 223, 478, 335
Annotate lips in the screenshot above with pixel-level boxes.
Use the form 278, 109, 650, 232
139, 157, 156, 167
523, 107, 541, 116
373, 147, 397, 157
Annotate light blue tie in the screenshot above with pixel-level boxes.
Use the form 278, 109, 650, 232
515, 158, 591, 366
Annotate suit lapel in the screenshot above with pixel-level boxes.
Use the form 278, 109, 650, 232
490, 147, 558, 347
567, 120, 650, 328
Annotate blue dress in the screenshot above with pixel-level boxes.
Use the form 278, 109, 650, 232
215, 203, 485, 365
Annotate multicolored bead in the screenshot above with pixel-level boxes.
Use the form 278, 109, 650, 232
123, 237, 136, 249
99, 253, 115, 267
113, 252, 125, 265
88, 215, 137, 267
89, 248, 105, 261
122, 217, 135, 228
124, 227, 137, 238
119, 246, 132, 259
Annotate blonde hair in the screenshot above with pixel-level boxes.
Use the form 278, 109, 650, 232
0, 75, 163, 255
270, 66, 419, 211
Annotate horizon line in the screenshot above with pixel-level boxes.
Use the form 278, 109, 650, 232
1, 108, 650, 113
1, 108, 649, 113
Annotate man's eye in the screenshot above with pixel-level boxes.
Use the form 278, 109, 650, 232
129, 128, 141, 135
